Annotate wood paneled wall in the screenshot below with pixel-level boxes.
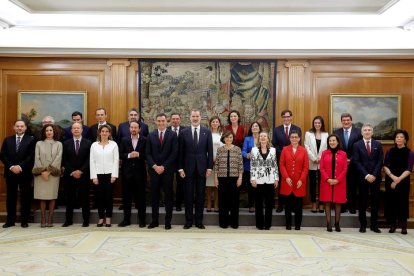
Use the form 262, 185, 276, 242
1, 57, 414, 215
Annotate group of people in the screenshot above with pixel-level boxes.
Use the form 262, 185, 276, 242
1, 107, 412, 235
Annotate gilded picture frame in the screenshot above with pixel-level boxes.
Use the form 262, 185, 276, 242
330, 94, 401, 144
18, 91, 87, 134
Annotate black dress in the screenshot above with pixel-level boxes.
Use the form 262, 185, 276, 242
384, 146, 414, 222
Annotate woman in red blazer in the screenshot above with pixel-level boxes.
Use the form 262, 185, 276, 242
224, 110, 246, 148
319, 134, 347, 232
279, 130, 309, 230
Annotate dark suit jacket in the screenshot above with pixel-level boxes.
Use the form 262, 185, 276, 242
64, 125, 90, 141
118, 120, 149, 143
179, 126, 213, 176
272, 124, 302, 158
146, 129, 178, 174
1, 134, 36, 178
353, 139, 383, 179
62, 138, 92, 178
89, 122, 117, 143
120, 135, 147, 180
334, 127, 362, 159
167, 126, 186, 170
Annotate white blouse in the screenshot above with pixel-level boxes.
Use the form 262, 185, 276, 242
90, 140, 119, 179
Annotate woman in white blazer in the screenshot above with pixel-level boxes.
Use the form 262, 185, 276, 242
250, 131, 279, 230
304, 116, 328, 213
90, 125, 119, 227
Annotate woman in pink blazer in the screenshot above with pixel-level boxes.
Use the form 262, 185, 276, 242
279, 130, 309, 230
320, 134, 347, 232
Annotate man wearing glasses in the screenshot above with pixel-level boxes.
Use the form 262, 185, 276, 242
272, 109, 302, 213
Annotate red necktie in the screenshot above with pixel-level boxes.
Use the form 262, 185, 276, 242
285, 126, 289, 139
159, 131, 163, 145
366, 141, 371, 156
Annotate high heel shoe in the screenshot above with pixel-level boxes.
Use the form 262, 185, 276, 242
97, 219, 104, 227
327, 223, 332, 232
334, 223, 341, 232
105, 218, 111, 227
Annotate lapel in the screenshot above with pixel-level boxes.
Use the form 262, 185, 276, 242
310, 132, 317, 154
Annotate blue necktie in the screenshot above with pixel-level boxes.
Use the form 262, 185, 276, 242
16, 136, 21, 152
344, 129, 349, 149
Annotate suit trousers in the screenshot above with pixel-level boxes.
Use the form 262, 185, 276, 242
358, 179, 380, 227
184, 170, 206, 226
308, 170, 321, 203
6, 174, 32, 224
285, 193, 303, 227
346, 164, 358, 211
123, 172, 146, 224
95, 174, 114, 219
218, 177, 240, 228
150, 171, 173, 225
255, 184, 275, 229
64, 176, 90, 223
174, 172, 185, 208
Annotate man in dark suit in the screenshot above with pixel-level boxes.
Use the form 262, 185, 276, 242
353, 123, 383, 233
334, 113, 362, 214
168, 112, 186, 211
117, 108, 149, 142
64, 111, 90, 140
62, 122, 92, 227
179, 109, 213, 229
89, 107, 117, 143
146, 113, 178, 230
272, 109, 302, 213
118, 120, 147, 228
0, 119, 36, 228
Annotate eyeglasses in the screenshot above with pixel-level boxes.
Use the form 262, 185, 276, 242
282, 116, 291, 119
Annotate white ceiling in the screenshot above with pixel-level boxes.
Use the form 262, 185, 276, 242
0, 0, 413, 58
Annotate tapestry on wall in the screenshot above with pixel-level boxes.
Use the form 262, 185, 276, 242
139, 60, 277, 131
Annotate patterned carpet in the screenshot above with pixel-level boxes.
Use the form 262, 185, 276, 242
0, 225, 413, 275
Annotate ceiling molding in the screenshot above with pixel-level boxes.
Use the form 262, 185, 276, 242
0, 18, 11, 29
0, 47, 413, 59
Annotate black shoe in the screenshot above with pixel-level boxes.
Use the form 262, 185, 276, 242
62, 221, 73, 227
359, 226, 366, 233
139, 223, 146, 228
183, 224, 192, 229
264, 227, 270, 230
147, 222, 159, 229
165, 224, 172, 230
327, 224, 332, 232
97, 223, 104, 227
206, 209, 212, 213
105, 223, 111, 227
286, 225, 292, 230
196, 224, 205, 229
349, 209, 356, 214
231, 225, 238, 229
389, 225, 397, 233
311, 209, 317, 213
335, 223, 341, 232
276, 207, 283, 213
2, 223, 15, 228
318, 209, 324, 213
370, 227, 381, 233
21, 222, 29, 228
295, 226, 301, 230
176, 207, 182, 212
118, 205, 124, 210
118, 221, 131, 227
401, 229, 408, 235
82, 222, 89, 227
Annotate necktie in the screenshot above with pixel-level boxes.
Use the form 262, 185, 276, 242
16, 136, 21, 152
75, 139, 80, 155
159, 131, 163, 145
366, 141, 371, 156
174, 127, 178, 136
285, 126, 289, 139
344, 129, 349, 149
194, 128, 198, 147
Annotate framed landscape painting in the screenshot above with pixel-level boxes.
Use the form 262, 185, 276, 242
330, 94, 401, 144
18, 91, 87, 134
